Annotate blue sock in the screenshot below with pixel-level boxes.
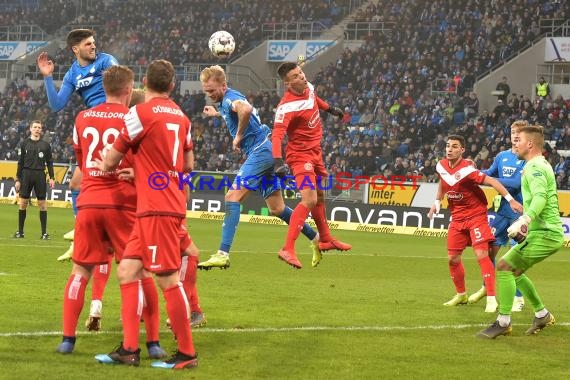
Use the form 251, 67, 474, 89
219, 201, 241, 253
279, 206, 317, 241
515, 289, 523, 297
71, 190, 80, 216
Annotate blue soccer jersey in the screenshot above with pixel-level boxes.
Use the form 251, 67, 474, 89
45, 52, 118, 111
483, 149, 525, 219
219, 88, 268, 155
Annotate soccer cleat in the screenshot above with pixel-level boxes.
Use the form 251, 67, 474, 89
63, 229, 75, 241
56, 338, 76, 354
85, 300, 102, 331
443, 293, 468, 306
318, 239, 352, 252
525, 312, 555, 335
41, 233, 50, 240
95, 344, 140, 366
13, 231, 24, 238
511, 296, 525, 312
477, 320, 512, 339
57, 242, 74, 262
467, 286, 486, 304
191, 311, 207, 328
197, 252, 230, 270
310, 239, 322, 267
484, 296, 498, 313
151, 350, 198, 370
147, 341, 168, 359
278, 249, 302, 269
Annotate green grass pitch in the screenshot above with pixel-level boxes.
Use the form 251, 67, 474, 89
0, 204, 569, 379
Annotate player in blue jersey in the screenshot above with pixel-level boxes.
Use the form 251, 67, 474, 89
468, 120, 527, 311
198, 65, 324, 269
37, 29, 118, 111
37, 29, 119, 330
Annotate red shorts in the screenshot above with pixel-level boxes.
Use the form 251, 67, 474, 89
447, 214, 495, 254
122, 215, 191, 274
73, 208, 135, 265
286, 150, 328, 191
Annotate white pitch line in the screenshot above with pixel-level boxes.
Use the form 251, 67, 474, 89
2, 323, 570, 338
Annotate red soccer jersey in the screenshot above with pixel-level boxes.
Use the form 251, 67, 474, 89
113, 97, 192, 217
73, 102, 136, 210
436, 158, 488, 221
272, 83, 330, 158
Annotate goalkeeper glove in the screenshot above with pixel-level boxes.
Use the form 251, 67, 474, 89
274, 158, 289, 178
507, 215, 531, 243
327, 106, 344, 119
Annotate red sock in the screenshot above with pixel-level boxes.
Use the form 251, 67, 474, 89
449, 260, 465, 293
62, 274, 87, 337
92, 259, 112, 301
141, 277, 160, 343
285, 203, 311, 251
121, 280, 143, 352
478, 257, 496, 296
163, 283, 195, 356
180, 255, 201, 313
311, 202, 332, 242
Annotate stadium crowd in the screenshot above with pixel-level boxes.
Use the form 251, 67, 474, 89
0, 0, 569, 189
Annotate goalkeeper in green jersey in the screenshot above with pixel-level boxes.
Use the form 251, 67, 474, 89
478, 124, 564, 339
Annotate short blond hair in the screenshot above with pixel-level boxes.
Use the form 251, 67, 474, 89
520, 124, 545, 147
129, 88, 145, 107
510, 119, 529, 132
200, 65, 226, 84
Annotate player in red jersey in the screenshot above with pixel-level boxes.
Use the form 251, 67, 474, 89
95, 60, 197, 370
272, 62, 351, 268
428, 135, 523, 312
56, 66, 166, 360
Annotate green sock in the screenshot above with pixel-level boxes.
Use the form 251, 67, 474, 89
497, 271, 516, 315
515, 274, 544, 312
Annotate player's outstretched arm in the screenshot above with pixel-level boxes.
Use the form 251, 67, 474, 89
38, 52, 75, 112
483, 175, 523, 213
37, 52, 54, 77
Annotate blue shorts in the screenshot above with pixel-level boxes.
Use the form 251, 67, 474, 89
234, 140, 282, 199
490, 213, 517, 247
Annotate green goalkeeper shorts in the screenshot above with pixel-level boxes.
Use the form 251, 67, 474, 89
502, 230, 564, 271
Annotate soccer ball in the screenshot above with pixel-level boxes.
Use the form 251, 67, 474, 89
208, 31, 235, 58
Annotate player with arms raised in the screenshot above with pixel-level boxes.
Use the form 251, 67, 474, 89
38, 29, 119, 328
272, 62, 351, 268
198, 65, 321, 270
428, 135, 523, 312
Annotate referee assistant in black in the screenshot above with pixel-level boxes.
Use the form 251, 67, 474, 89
14, 120, 55, 239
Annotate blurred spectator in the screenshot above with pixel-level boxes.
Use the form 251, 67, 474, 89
535, 77, 550, 99
495, 76, 510, 103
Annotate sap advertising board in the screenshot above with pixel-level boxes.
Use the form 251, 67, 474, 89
0, 41, 46, 60
266, 40, 334, 62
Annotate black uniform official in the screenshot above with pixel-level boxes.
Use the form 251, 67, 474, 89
14, 121, 55, 239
